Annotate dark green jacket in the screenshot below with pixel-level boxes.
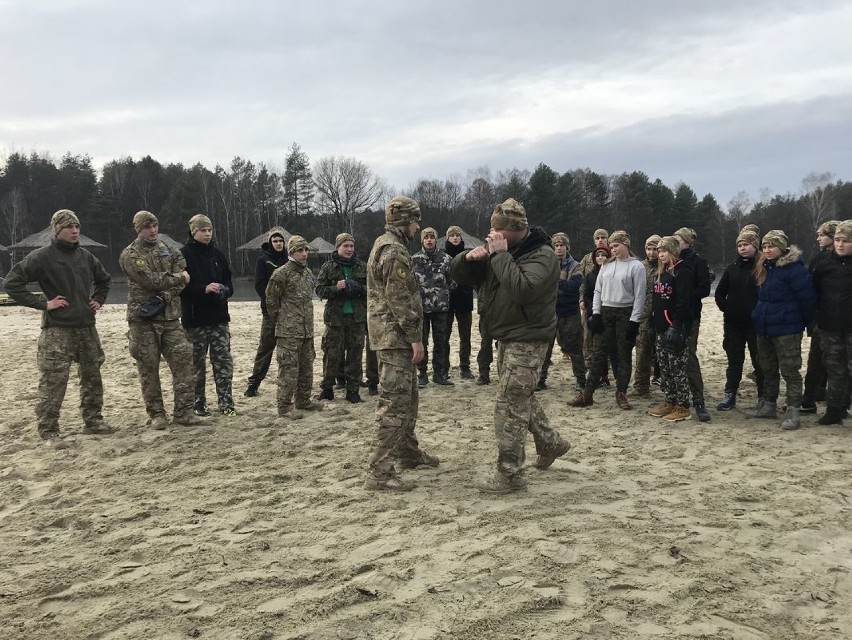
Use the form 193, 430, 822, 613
451, 226, 558, 343
315, 252, 367, 326
5, 239, 110, 328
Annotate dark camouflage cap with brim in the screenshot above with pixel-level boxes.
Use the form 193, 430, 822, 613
385, 196, 421, 226
490, 198, 528, 231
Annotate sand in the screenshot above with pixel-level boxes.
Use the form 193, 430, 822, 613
0, 300, 850, 640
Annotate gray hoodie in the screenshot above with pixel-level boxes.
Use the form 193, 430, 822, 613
592, 255, 646, 322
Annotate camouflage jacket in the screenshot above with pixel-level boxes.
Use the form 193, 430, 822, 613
577, 250, 597, 303
315, 253, 368, 326
266, 259, 315, 338
412, 248, 451, 313
119, 238, 187, 323
641, 259, 658, 323
367, 225, 423, 350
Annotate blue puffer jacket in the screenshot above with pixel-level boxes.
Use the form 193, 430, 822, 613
751, 246, 817, 338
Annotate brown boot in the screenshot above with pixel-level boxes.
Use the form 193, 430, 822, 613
568, 387, 594, 407
295, 400, 324, 411
534, 439, 571, 470
477, 472, 528, 494
615, 391, 632, 410
364, 474, 416, 491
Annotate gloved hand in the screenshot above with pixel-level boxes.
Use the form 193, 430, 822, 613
661, 325, 687, 352
588, 314, 604, 335
626, 320, 640, 346
344, 279, 364, 297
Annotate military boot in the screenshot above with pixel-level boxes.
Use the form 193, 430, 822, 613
81, 420, 117, 435
318, 387, 334, 401
398, 450, 440, 470
460, 367, 475, 380
476, 372, 490, 385
433, 372, 454, 386
818, 405, 846, 426
780, 406, 801, 430
244, 383, 259, 397
746, 399, 777, 419
418, 370, 429, 388
368, 383, 379, 396
345, 389, 363, 404
568, 387, 594, 407
534, 439, 571, 470
295, 400, 324, 411
364, 474, 416, 492
477, 472, 528, 495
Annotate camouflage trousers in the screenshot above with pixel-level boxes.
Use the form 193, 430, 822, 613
587, 307, 634, 393
419, 311, 448, 376
685, 322, 705, 403
187, 324, 234, 410
632, 320, 656, 393
35, 326, 105, 437
757, 333, 803, 407
494, 341, 564, 479
247, 314, 277, 387
819, 330, 852, 409
320, 316, 366, 392
369, 349, 422, 478
128, 321, 195, 421
655, 335, 690, 406
445, 309, 472, 371
276, 337, 315, 413
541, 314, 586, 383
803, 328, 828, 404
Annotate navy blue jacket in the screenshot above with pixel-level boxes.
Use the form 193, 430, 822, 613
751, 247, 817, 338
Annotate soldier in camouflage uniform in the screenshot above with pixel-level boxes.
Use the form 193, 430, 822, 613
316, 233, 368, 404
5, 209, 113, 449
119, 211, 204, 430
266, 235, 324, 415
578, 229, 610, 369
365, 196, 439, 491
811, 219, 852, 425
452, 199, 570, 494
631, 234, 661, 397
412, 227, 454, 386
180, 214, 236, 416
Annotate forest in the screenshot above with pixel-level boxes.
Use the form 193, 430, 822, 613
1, 143, 849, 276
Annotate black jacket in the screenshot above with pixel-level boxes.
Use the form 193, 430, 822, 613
679, 247, 711, 320
652, 260, 694, 335
714, 256, 759, 326
254, 242, 288, 316
180, 238, 233, 328
811, 250, 852, 333
444, 238, 474, 313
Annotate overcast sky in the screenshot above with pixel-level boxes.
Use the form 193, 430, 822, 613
1, 0, 850, 206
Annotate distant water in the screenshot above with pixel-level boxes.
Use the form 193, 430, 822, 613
106, 278, 262, 305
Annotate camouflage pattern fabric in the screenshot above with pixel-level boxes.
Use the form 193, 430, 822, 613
655, 335, 690, 405
320, 316, 366, 392
247, 314, 277, 387
587, 306, 634, 392
756, 333, 804, 406
266, 260, 315, 339
128, 320, 195, 420
412, 248, 452, 314
369, 349, 422, 478
819, 330, 852, 408
540, 314, 586, 382
119, 238, 187, 322
35, 326, 105, 437
419, 311, 449, 376
276, 337, 315, 413
494, 341, 565, 479
187, 323, 234, 409
633, 259, 658, 393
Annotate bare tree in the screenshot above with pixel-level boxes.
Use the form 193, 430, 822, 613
313, 156, 386, 234
726, 191, 752, 229
801, 171, 836, 233
0, 186, 27, 244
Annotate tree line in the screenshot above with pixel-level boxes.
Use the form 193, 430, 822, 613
1, 145, 849, 276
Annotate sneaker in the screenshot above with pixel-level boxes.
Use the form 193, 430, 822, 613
460, 369, 475, 380
81, 420, 117, 435
534, 380, 548, 392
780, 406, 801, 430
397, 451, 441, 469
534, 439, 571, 470
244, 384, 259, 397
694, 401, 711, 422
477, 472, 528, 495
151, 415, 169, 430
364, 475, 416, 491
43, 434, 69, 450
368, 384, 379, 396
418, 371, 429, 388
174, 415, 206, 426
345, 389, 363, 404
318, 387, 334, 401
717, 391, 736, 411
220, 407, 237, 416
746, 399, 777, 419
194, 401, 211, 417
476, 374, 490, 386
800, 400, 817, 414
649, 402, 676, 417
295, 400, 324, 411
664, 405, 692, 422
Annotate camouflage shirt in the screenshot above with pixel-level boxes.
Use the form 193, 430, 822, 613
266, 260, 315, 338
412, 248, 452, 314
641, 259, 658, 322
315, 254, 368, 326
119, 238, 187, 323
367, 225, 423, 350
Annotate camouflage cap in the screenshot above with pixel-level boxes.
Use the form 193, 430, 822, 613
657, 235, 682, 258
267, 226, 286, 243
762, 229, 789, 251
490, 198, 528, 231
740, 223, 760, 236
593, 228, 609, 240
817, 220, 839, 238
51, 209, 80, 236
189, 213, 213, 235
385, 196, 421, 226
645, 234, 662, 248
673, 227, 697, 246
288, 235, 309, 253
736, 231, 759, 249
421, 227, 437, 241
608, 230, 631, 246
335, 232, 354, 248
834, 219, 852, 240
133, 210, 158, 232
446, 225, 462, 237
551, 232, 570, 247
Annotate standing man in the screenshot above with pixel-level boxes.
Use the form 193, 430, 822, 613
5, 209, 112, 448
245, 227, 288, 397
365, 196, 439, 491
120, 210, 204, 430
315, 232, 368, 404
266, 235, 324, 415
451, 199, 570, 494
443, 225, 475, 379
673, 227, 712, 422
180, 214, 236, 417
631, 234, 661, 397
412, 227, 454, 387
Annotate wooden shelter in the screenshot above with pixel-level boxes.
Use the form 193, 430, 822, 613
7, 227, 107, 263
157, 233, 183, 251
309, 237, 335, 254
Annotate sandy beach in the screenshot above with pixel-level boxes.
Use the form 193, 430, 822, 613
0, 300, 850, 640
